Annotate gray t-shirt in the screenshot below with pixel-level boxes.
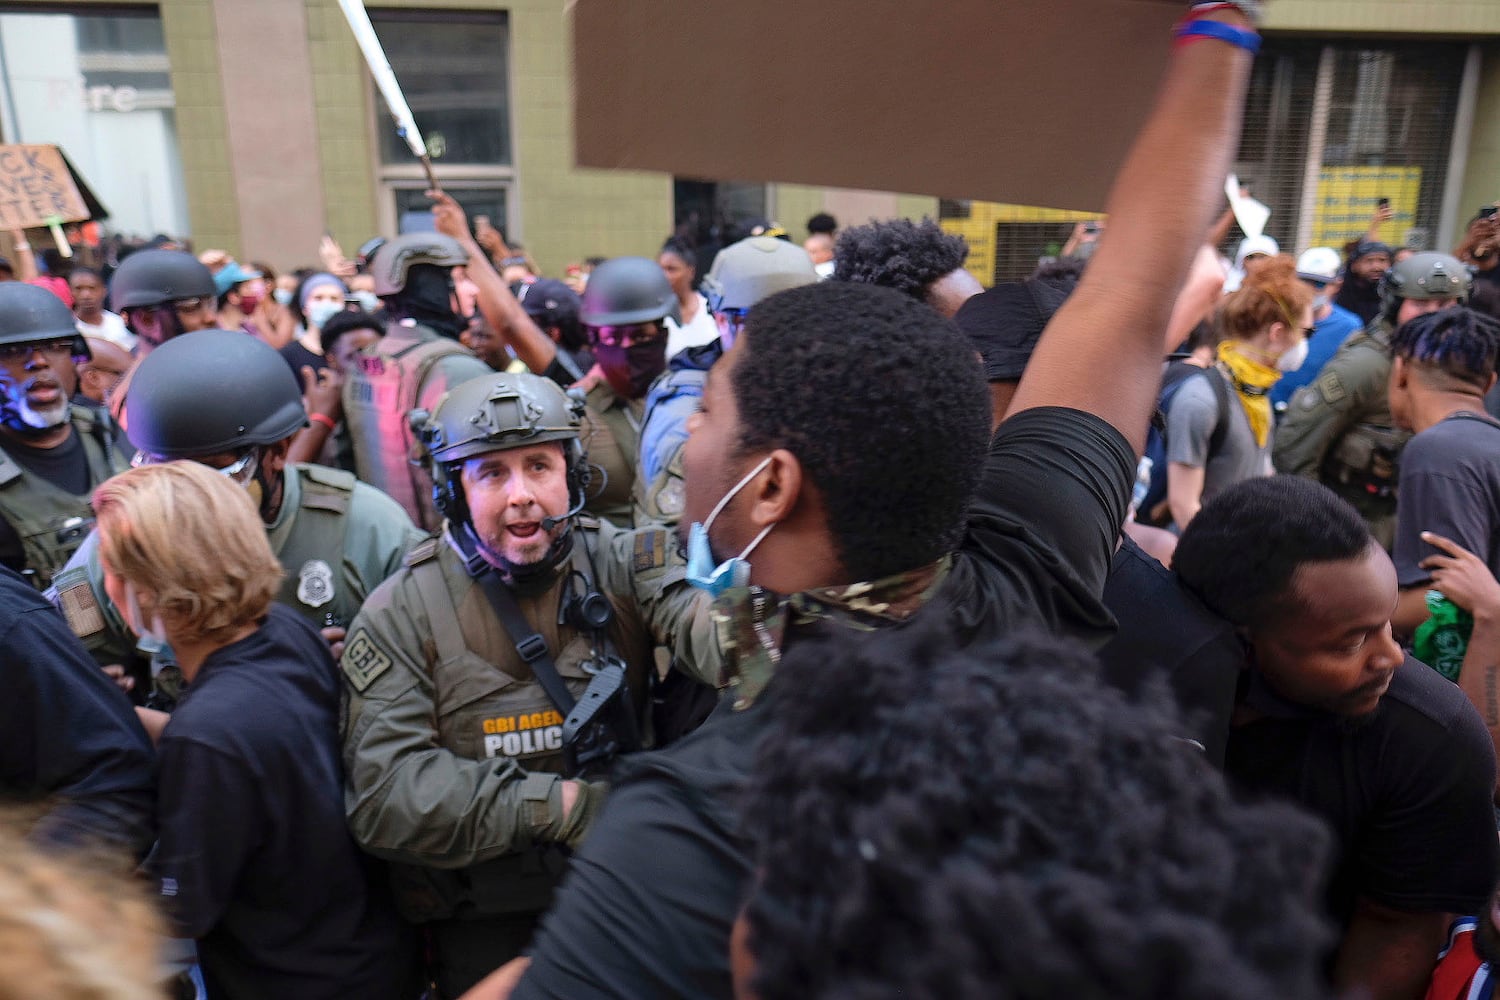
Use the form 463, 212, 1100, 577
1165, 367, 1269, 504
1392, 412, 1500, 588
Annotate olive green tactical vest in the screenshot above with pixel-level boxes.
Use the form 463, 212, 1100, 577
0, 406, 123, 590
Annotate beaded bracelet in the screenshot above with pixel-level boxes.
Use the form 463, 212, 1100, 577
1174, 18, 1262, 55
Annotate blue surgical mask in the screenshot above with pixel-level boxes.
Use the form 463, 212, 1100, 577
353, 290, 381, 313
273, 288, 294, 307
307, 300, 343, 329
686, 456, 775, 596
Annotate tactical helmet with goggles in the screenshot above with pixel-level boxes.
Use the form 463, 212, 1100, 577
0, 282, 90, 360
109, 249, 216, 312
368, 232, 470, 298
1378, 251, 1471, 321
414, 371, 589, 532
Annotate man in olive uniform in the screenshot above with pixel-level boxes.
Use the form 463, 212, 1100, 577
0, 283, 127, 589
339, 371, 717, 997
635, 236, 818, 526
342, 232, 494, 533
1274, 252, 1471, 548
50, 330, 424, 693
574, 256, 679, 527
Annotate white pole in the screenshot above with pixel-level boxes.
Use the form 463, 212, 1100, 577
335, 0, 438, 188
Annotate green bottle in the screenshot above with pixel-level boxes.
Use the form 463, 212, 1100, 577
1412, 590, 1473, 683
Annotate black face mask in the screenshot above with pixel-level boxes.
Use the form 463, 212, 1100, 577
593, 341, 667, 399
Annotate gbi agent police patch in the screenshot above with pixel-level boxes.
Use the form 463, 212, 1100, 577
341, 630, 393, 692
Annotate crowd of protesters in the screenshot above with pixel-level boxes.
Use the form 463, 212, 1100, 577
6, 3, 1500, 999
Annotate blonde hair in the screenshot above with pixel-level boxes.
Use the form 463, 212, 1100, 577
93, 462, 284, 646
0, 818, 166, 1000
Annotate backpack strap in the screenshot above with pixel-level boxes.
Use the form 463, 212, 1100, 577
1204, 366, 1233, 458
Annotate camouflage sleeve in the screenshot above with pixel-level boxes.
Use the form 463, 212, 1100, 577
340, 573, 602, 868
631, 443, 687, 529
598, 522, 722, 688
1272, 350, 1379, 477
47, 530, 138, 665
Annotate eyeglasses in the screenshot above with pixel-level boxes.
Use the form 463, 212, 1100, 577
132, 448, 259, 486
0, 338, 78, 364
589, 323, 665, 348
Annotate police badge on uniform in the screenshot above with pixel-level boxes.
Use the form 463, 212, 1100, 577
296, 559, 336, 608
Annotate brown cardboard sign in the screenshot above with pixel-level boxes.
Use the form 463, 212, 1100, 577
0, 145, 91, 230
573, 0, 1183, 212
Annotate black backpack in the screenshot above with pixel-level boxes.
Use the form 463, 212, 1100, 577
1140, 360, 1232, 522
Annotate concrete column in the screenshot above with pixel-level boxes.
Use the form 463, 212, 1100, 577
211, 0, 327, 267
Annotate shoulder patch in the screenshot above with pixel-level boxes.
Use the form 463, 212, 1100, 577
1316, 370, 1346, 405
341, 629, 394, 692
403, 536, 441, 567
56, 580, 106, 639
633, 529, 669, 573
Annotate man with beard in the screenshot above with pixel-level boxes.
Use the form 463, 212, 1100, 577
0, 284, 127, 589
338, 371, 717, 996
1335, 240, 1394, 327
1174, 475, 1499, 1000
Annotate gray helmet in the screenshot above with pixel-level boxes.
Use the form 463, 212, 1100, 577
700, 236, 819, 313
368, 233, 469, 297
109, 249, 216, 311
414, 371, 587, 524
1378, 251, 1471, 319
125, 330, 307, 458
0, 283, 87, 356
580, 256, 678, 327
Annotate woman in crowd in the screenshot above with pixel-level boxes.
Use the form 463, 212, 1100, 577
93, 461, 415, 1000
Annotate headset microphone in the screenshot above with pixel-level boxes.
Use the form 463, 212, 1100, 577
541, 495, 586, 533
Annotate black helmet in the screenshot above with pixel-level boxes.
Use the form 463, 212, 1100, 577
368, 233, 469, 297
125, 330, 307, 457
108, 249, 216, 311
580, 256, 678, 327
0, 283, 88, 357
1378, 251, 1471, 320
414, 372, 588, 526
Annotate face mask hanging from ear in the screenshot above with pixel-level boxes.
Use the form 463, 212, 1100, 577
123, 580, 170, 652
686, 456, 776, 596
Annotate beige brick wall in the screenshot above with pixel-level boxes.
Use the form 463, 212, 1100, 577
1459, 42, 1500, 238
1267, 0, 1500, 34
304, 0, 378, 258
159, 0, 237, 254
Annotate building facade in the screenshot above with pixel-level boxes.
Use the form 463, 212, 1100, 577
0, 0, 1495, 279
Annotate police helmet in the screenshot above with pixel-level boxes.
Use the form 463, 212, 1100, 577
368, 233, 469, 297
0, 283, 89, 357
109, 249, 216, 312
125, 330, 307, 458
580, 256, 678, 327
1378, 251, 1471, 319
700, 236, 819, 314
415, 371, 588, 525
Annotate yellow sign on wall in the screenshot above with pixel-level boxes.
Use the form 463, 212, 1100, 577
1310, 167, 1422, 249
941, 201, 1100, 287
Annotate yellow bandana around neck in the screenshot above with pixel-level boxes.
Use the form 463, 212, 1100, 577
1216, 341, 1281, 447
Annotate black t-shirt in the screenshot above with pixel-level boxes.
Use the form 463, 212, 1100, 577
513, 406, 1134, 1000
1391, 412, 1500, 589
279, 340, 326, 382
1334, 276, 1382, 327
1098, 535, 1241, 766
0, 564, 155, 857
0, 426, 92, 573
1225, 656, 1498, 926
148, 604, 415, 1000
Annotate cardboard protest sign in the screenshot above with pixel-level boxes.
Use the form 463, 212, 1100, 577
0, 145, 91, 231
573, 0, 1183, 212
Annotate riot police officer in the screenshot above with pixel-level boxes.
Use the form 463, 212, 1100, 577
0, 283, 127, 589
1274, 251, 1471, 547
341, 232, 494, 533
50, 330, 425, 691
339, 371, 717, 997
635, 236, 819, 525
108, 248, 218, 354
577, 256, 679, 526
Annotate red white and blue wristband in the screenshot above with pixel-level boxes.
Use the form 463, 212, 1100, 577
1174, 18, 1262, 55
